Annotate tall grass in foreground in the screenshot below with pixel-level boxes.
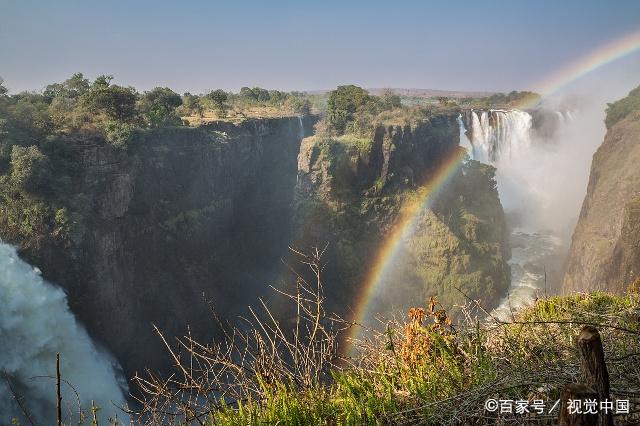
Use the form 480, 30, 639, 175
133, 248, 640, 425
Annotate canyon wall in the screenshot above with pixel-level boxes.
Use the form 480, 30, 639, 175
563, 94, 640, 293
15, 117, 312, 377
293, 114, 511, 318
4, 112, 512, 381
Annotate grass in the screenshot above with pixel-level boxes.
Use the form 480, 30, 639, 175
135, 269, 640, 425
335, 134, 373, 154
182, 104, 302, 126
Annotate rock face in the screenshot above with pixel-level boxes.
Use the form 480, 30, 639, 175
563, 108, 640, 293
8, 112, 511, 379
293, 115, 511, 318
24, 117, 311, 377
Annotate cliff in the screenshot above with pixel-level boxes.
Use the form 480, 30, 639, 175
1, 111, 512, 380
7, 117, 312, 377
293, 114, 511, 317
563, 88, 640, 293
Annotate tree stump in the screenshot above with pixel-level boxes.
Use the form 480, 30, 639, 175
577, 325, 613, 426
559, 383, 598, 426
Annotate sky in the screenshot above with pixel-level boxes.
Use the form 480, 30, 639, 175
1, 0, 640, 94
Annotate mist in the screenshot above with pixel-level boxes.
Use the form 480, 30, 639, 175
497, 66, 640, 240
0, 243, 128, 424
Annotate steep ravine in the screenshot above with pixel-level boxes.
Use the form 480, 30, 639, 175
5, 113, 513, 383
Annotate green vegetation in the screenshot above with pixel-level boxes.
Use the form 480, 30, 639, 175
206, 89, 229, 117
392, 160, 510, 315
139, 86, 183, 127
458, 90, 540, 109
326, 85, 372, 134
0, 74, 321, 252
321, 85, 459, 137
296, 90, 508, 319
221, 291, 635, 424
0, 74, 145, 251
605, 84, 640, 129
183, 86, 314, 124
136, 257, 640, 425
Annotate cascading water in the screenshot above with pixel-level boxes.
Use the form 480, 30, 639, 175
0, 242, 128, 424
466, 109, 533, 163
459, 109, 569, 319
457, 114, 474, 155
297, 115, 305, 140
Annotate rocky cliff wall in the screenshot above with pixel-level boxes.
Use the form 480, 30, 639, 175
563, 108, 640, 293
7, 111, 512, 379
293, 115, 511, 318
22, 117, 312, 377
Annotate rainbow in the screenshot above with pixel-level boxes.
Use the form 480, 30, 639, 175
346, 28, 640, 350
346, 146, 466, 347
517, 29, 640, 109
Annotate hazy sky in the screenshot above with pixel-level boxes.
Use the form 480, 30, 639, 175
2, 0, 640, 94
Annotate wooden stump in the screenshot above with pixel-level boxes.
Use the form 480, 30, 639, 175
559, 383, 598, 426
577, 325, 613, 426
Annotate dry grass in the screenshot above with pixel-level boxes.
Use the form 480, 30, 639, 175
129, 245, 640, 425
182, 105, 301, 126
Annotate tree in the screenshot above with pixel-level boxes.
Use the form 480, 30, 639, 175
268, 90, 286, 103
252, 87, 270, 102
93, 74, 113, 88
380, 89, 401, 110
140, 87, 183, 127
181, 92, 203, 117
10, 145, 52, 194
44, 73, 90, 102
239, 87, 255, 100
207, 89, 229, 117
6, 97, 53, 144
239, 87, 270, 102
0, 77, 7, 97
290, 97, 311, 116
80, 76, 137, 122
326, 85, 370, 134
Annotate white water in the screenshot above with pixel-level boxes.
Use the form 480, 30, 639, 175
0, 242, 128, 424
467, 109, 533, 163
457, 114, 474, 155
459, 109, 572, 319
491, 231, 562, 320
297, 116, 305, 140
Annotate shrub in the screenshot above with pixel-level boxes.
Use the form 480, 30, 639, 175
101, 120, 135, 148
9, 145, 52, 194
139, 87, 183, 127
605, 85, 640, 129
327, 85, 371, 134
80, 76, 138, 122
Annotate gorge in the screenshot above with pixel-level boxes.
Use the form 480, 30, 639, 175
1, 82, 639, 423
460, 108, 574, 318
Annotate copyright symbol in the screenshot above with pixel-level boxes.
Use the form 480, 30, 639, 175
485, 398, 498, 412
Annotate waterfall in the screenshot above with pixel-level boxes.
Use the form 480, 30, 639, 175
457, 114, 474, 156
459, 108, 574, 320
466, 109, 532, 163
297, 116, 305, 140
0, 242, 128, 424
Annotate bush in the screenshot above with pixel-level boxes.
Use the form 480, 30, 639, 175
605, 85, 640, 129
101, 120, 136, 148
139, 87, 183, 127
10, 145, 52, 194
80, 76, 138, 122
207, 89, 229, 117
327, 85, 371, 134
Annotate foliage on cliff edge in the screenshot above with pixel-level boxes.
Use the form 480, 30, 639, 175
133, 251, 640, 425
